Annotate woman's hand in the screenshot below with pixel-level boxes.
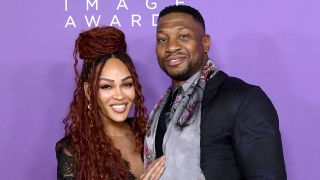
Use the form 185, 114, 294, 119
140, 156, 165, 180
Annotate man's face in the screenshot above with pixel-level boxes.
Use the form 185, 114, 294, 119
156, 13, 210, 85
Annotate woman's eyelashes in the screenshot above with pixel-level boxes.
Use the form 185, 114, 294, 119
99, 82, 133, 90
99, 84, 112, 90
123, 81, 133, 87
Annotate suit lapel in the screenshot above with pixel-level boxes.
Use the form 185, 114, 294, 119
202, 71, 228, 107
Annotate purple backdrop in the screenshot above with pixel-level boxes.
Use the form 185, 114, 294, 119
1, 0, 319, 179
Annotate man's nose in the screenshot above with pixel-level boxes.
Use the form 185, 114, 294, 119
166, 39, 181, 53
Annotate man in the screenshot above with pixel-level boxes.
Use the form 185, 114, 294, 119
144, 5, 287, 180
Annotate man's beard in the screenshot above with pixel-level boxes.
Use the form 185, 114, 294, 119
159, 55, 207, 82
164, 63, 193, 81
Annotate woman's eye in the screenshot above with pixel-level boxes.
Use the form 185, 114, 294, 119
123, 83, 133, 88
100, 85, 111, 89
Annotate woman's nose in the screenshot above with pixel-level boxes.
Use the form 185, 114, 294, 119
112, 88, 124, 100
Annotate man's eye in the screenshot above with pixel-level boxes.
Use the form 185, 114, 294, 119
157, 37, 167, 43
179, 34, 190, 40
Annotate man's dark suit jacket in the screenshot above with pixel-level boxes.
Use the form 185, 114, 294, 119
200, 71, 286, 179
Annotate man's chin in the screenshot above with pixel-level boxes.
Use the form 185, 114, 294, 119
162, 66, 191, 81
167, 72, 192, 82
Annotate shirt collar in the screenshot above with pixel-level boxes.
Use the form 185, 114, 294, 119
172, 58, 219, 92
173, 71, 200, 93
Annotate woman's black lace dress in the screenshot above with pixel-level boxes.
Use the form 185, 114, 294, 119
55, 137, 136, 180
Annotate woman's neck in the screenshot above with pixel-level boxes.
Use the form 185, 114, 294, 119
101, 116, 130, 137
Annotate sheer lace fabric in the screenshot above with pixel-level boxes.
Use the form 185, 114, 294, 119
55, 135, 142, 180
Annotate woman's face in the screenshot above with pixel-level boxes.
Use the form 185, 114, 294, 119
94, 57, 135, 123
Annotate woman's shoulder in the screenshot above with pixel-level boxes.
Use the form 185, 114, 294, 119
56, 136, 71, 145
56, 136, 75, 179
56, 136, 73, 157
125, 117, 134, 125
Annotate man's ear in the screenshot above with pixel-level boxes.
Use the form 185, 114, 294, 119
202, 34, 211, 53
84, 82, 90, 101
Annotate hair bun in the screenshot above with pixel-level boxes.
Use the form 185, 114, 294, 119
76, 26, 127, 61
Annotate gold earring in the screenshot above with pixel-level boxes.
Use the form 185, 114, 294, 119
87, 103, 92, 110
89, 119, 94, 128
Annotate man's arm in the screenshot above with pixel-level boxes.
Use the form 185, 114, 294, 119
233, 86, 287, 179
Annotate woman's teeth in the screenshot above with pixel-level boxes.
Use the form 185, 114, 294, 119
111, 104, 126, 112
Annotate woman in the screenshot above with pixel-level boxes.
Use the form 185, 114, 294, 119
56, 26, 164, 180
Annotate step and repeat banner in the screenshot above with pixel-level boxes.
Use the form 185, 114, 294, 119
1, 0, 319, 179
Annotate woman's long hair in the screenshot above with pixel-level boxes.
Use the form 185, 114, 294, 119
63, 26, 147, 179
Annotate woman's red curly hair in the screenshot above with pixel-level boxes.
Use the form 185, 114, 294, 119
63, 26, 147, 179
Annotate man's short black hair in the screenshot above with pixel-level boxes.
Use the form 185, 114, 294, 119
158, 5, 205, 30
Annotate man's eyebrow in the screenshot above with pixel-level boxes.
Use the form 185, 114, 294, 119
157, 29, 165, 34
157, 27, 187, 33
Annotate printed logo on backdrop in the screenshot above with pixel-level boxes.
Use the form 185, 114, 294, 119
64, 0, 185, 28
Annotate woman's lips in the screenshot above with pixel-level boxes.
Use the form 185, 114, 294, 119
111, 104, 127, 113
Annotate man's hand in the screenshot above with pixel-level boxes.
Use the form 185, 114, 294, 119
140, 156, 165, 180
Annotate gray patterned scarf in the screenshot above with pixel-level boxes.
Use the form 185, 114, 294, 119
144, 59, 218, 172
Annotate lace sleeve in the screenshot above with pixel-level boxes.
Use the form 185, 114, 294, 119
56, 138, 75, 180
